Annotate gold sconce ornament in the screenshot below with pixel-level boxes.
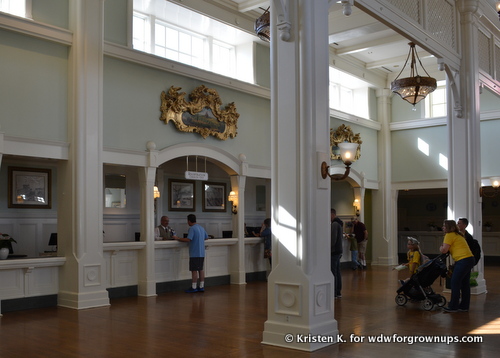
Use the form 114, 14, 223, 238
321, 125, 362, 181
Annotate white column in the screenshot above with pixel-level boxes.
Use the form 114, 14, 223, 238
58, 0, 109, 309
449, 0, 485, 293
262, 0, 338, 351
137, 142, 159, 296
229, 174, 246, 284
372, 89, 397, 265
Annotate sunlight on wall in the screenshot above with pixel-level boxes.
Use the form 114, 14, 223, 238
275, 207, 298, 258
418, 138, 429, 156
469, 317, 500, 334
439, 153, 448, 170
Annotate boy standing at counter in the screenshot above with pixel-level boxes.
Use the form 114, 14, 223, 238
173, 214, 209, 293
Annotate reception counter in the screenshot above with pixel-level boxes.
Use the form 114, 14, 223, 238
1, 237, 266, 314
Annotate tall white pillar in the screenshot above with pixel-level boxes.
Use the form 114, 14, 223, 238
372, 89, 396, 265
448, 0, 486, 293
137, 142, 159, 296
229, 174, 246, 284
262, 0, 338, 351
58, 0, 109, 309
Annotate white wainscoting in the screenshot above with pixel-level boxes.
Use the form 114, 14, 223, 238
0, 216, 57, 258
0, 257, 66, 315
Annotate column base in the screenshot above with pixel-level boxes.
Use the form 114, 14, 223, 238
58, 289, 110, 310
262, 319, 339, 352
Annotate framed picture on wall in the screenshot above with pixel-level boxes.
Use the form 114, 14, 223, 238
168, 179, 195, 211
202, 182, 226, 212
8, 167, 52, 209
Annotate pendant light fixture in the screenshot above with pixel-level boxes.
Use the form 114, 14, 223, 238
254, 7, 270, 42
391, 42, 437, 106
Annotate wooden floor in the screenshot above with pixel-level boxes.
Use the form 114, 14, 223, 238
1, 265, 499, 358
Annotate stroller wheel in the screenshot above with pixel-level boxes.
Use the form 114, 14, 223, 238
437, 295, 447, 307
395, 294, 407, 306
422, 298, 434, 311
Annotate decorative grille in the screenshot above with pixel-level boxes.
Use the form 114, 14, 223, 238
426, 0, 456, 51
495, 44, 500, 81
384, 0, 457, 52
385, 0, 420, 23
478, 30, 492, 76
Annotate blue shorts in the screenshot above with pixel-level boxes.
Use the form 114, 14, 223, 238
189, 257, 205, 272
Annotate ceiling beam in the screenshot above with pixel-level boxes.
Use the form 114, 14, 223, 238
333, 34, 404, 55
365, 51, 433, 70
235, 0, 269, 12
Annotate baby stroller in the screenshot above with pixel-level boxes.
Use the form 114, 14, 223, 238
395, 253, 449, 311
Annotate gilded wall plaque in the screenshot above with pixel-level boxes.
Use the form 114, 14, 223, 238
160, 85, 239, 140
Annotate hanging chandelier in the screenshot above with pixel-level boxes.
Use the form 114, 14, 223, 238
254, 7, 270, 42
391, 42, 437, 106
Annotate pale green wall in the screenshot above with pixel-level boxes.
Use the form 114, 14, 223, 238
391, 126, 448, 182
104, 0, 128, 46
32, 0, 69, 29
254, 43, 270, 88
481, 120, 500, 177
103, 57, 271, 167
331, 180, 356, 217
480, 87, 500, 112
0, 30, 68, 141
391, 94, 425, 121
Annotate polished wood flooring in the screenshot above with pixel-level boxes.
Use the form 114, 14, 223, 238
1, 265, 499, 358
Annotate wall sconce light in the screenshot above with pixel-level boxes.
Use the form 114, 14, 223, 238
391, 42, 437, 106
321, 142, 360, 181
153, 185, 160, 199
228, 190, 238, 214
496, 2, 500, 21
353, 198, 360, 214
338, 0, 354, 16
479, 177, 500, 197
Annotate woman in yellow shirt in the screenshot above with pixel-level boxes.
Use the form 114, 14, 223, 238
439, 220, 475, 313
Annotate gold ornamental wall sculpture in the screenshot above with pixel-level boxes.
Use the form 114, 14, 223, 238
330, 124, 362, 160
160, 85, 239, 140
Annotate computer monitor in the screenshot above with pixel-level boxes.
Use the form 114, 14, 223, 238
48, 233, 57, 251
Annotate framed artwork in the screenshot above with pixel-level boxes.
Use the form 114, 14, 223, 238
160, 85, 239, 140
202, 181, 226, 212
168, 179, 195, 211
8, 167, 52, 209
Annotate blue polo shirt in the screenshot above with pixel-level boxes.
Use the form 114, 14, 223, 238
187, 223, 208, 257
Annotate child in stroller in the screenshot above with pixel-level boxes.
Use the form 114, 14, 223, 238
397, 237, 425, 285
395, 253, 449, 310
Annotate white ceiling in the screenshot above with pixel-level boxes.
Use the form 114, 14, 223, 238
221, 0, 438, 78
207, 0, 450, 87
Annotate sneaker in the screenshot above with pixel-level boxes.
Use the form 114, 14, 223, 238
443, 307, 458, 313
185, 287, 198, 293
197, 287, 205, 292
